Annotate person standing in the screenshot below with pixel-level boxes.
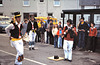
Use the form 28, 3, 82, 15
39, 24, 46, 43
86, 22, 97, 52
72, 24, 78, 50
36, 19, 41, 42
29, 29, 36, 50
63, 19, 77, 62
47, 20, 54, 45
5, 12, 24, 65
57, 27, 63, 49
46, 17, 50, 44
26, 17, 38, 34
21, 19, 28, 36
78, 17, 88, 50
52, 24, 58, 48
58, 21, 62, 28
26, 17, 37, 50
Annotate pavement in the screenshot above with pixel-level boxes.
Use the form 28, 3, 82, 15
0, 33, 100, 65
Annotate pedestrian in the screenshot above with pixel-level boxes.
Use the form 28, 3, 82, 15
47, 19, 54, 45
29, 29, 36, 50
78, 17, 88, 50
5, 12, 24, 65
86, 22, 97, 52
52, 24, 58, 48
57, 27, 63, 49
39, 24, 46, 43
63, 19, 77, 62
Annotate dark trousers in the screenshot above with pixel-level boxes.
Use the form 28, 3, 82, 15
73, 35, 78, 49
54, 35, 58, 48
78, 31, 85, 48
84, 32, 89, 49
49, 32, 54, 45
62, 38, 64, 48
46, 31, 49, 44
86, 36, 96, 52
36, 31, 41, 42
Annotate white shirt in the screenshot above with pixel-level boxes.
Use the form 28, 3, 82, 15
52, 28, 58, 36
5, 21, 22, 38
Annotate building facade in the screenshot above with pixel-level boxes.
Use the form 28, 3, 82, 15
0, 0, 80, 21
0, 0, 100, 24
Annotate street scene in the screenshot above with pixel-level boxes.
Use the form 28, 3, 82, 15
0, 0, 100, 65
0, 33, 100, 65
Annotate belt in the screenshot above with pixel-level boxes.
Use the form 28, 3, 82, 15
11, 38, 22, 41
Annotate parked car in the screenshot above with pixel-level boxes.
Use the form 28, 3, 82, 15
0, 16, 11, 33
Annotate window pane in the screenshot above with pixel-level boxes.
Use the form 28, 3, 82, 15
24, 1, 29, 5
23, 0, 29, 6
48, 13, 53, 16
40, 0, 44, 2
54, 0, 60, 6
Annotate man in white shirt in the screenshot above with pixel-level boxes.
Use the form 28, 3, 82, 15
5, 12, 24, 65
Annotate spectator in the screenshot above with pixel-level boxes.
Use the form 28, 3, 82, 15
52, 24, 58, 48
47, 19, 54, 45
72, 24, 78, 50
46, 16, 50, 44
57, 27, 63, 49
40, 18, 45, 26
36, 19, 41, 42
45, 16, 50, 44
21, 19, 28, 36
84, 20, 90, 49
78, 17, 88, 50
58, 21, 62, 28
39, 24, 46, 43
86, 22, 97, 52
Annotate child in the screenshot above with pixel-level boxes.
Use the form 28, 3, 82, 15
86, 22, 97, 52
29, 30, 36, 50
57, 27, 63, 49
39, 24, 45, 43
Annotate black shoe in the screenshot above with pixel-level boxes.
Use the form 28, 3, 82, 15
32, 47, 35, 50
68, 60, 72, 62
29, 48, 31, 50
64, 58, 68, 61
